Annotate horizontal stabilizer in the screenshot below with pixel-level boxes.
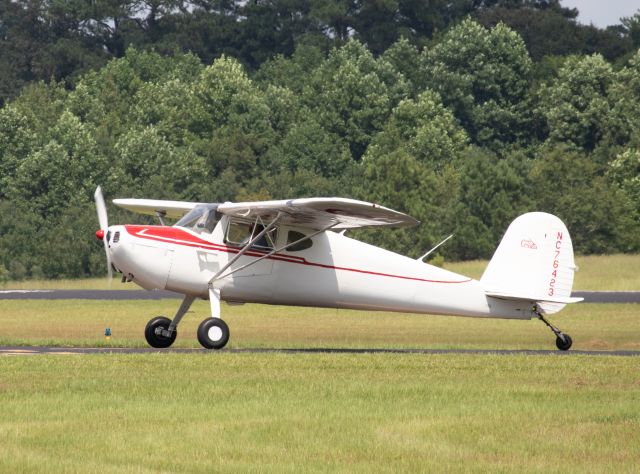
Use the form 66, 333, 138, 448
485, 290, 583, 305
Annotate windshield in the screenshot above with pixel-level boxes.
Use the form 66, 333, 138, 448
175, 204, 219, 234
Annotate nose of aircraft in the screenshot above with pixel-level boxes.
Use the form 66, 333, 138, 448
96, 229, 105, 240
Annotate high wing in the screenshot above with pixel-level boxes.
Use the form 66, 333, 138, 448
217, 198, 419, 230
113, 198, 201, 219
114, 197, 419, 229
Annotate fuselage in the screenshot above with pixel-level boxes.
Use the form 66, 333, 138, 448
107, 217, 536, 321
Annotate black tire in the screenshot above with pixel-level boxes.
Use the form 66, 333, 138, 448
197, 318, 230, 350
555, 334, 573, 351
145, 316, 177, 348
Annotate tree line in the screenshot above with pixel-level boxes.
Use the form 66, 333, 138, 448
2, 0, 640, 106
0, 3, 639, 280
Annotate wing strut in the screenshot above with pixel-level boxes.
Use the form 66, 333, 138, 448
208, 212, 284, 288
155, 210, 167, 226
213, 222, 338, 282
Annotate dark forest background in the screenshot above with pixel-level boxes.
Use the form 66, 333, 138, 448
1, 0, 639, 280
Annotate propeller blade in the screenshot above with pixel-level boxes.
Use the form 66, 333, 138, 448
94, 186, 108, 231
94, 186, 113, 280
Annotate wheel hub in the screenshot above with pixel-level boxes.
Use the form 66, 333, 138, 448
208, 326, 223, 341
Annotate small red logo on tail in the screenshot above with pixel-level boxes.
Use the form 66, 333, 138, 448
520, 239, 537, 250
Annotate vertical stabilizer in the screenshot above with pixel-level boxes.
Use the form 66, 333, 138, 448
481, 212, 578, 314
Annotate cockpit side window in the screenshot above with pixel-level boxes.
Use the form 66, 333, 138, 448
175, 205, 219, 234
225, 219, 277, 250
286, 231, 313, 252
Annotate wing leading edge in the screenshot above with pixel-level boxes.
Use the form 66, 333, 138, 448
113, 198, 201, 219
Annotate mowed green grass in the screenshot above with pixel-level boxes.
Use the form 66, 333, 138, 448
0, 254, 638, 472
0, 277, 135, 290
0, 299, 639, 351
1, 353, 638, 473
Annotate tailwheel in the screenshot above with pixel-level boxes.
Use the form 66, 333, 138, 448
555, 334, 573, 351
145, 316, 177, 348
536, 309, 572, 351
197, 318, 230, 350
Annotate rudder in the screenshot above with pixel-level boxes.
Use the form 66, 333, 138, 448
481, 212, 579, 314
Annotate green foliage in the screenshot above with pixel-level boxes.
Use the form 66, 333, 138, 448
449, 148, 533, 259
1, 13, 639, 279
357, 91, 467, 256
529, 146, 639, 253
8, 110, 105, 215
538, 54, 615, 152
303, 39, 409, 160
474, 4, 635, 62
364, 91, 468, 167
255, 44, 326, 93
621, 11, 640, 48
607, 50, 640, 147
608, 149, 640, 219
381, 37, 423, 95
422, 19, 533, 150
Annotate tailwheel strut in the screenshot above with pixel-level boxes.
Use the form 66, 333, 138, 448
536, 309, 572, 351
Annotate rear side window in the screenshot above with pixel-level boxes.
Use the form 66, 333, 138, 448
287, 231, 312, 252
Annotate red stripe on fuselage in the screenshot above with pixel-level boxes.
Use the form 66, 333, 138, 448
123, 225, 471, 284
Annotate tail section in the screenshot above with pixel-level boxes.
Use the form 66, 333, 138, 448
481, 212, 582, 314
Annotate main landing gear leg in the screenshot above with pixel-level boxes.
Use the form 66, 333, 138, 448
197, 287, 230, 350
145, 295, 195, 348
536, 309, 572, 351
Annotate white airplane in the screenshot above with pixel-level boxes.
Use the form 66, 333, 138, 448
94, 186, 582, 351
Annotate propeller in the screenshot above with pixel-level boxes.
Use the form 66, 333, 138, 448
94, 185, 113, 280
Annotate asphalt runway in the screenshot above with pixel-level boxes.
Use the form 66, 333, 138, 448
0, 289, 639, 303
0, 345, 639, 357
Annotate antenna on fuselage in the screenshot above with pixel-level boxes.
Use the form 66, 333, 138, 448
417, 234, 454, 262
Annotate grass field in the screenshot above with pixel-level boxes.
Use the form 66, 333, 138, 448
1, 353, 638, 473
0, 254, 639, 472
0, 300, 639, 351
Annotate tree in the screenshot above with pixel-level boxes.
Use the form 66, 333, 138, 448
608, 149, 640, 221
422, 19, 533, 150
267, 116, 352, 177
538, 54, 614, 152
363, 90, 468, 168
0, 106, 36, 199
449, 148, 533, 259
381, 37, 422, 95
357, 91, 468, 257
113, 125, 206, 198
9, 110, 106, 215
254, 43, 326, 93
530, 146, 639, 253
621, 11, 640, 48
475, 3, 634, 62
302, 39, 409, 160
356, 149, 459, 258
607, 50, 640, 147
